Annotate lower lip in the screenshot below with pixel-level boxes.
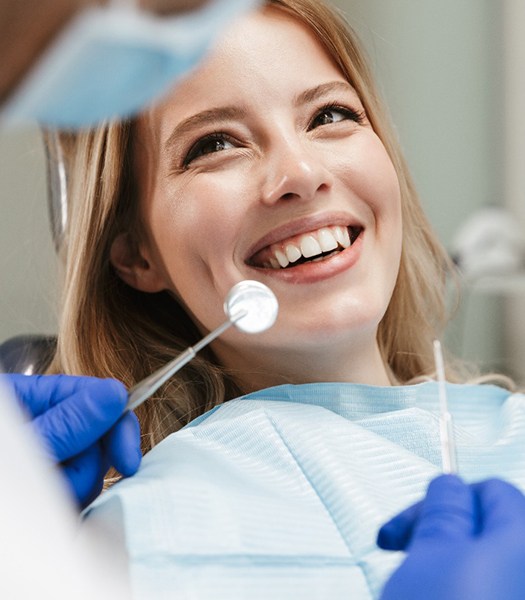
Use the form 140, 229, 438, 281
250, 232, 364, 284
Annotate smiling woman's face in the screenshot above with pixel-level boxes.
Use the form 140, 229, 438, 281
115, 7, 403, 389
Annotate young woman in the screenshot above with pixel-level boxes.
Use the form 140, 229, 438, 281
47, 0, 525, 597
49, 0, 451, 454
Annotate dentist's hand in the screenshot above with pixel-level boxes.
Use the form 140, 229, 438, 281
378, 474, 525, 600
4, 374, 141, 508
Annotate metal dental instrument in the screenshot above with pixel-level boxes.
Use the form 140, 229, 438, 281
433, 339, 458, 474
126, 280, 278, 412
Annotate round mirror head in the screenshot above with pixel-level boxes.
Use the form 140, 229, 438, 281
224, 280, 278, 334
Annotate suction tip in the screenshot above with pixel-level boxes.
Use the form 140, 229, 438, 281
224, 280, 278, 334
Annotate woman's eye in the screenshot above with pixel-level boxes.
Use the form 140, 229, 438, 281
309, 106, 363, 130
183, 135, 234, 166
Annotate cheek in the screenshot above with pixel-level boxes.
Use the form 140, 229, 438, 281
146, 173, 251, 280
334, 137, 403, 282
335, 136, 402, 224
177, 176, 249, 252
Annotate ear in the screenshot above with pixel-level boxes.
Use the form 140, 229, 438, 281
110, 232, 167, 293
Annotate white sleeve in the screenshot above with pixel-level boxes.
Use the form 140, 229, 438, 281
0, 378, 130, 600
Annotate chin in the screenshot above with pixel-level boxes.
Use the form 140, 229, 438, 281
278, 313, 384, 351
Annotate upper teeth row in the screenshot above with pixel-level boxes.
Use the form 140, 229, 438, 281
266, 225, 351, 269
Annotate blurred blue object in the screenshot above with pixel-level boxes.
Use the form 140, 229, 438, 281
0, 0, 261, 129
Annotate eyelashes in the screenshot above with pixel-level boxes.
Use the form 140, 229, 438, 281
180, 102, 366, 168
182, 133, 236, 168
308, 103, 366, 130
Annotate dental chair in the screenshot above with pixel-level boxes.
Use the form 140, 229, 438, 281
0, 132, 65, 375
0, 335, 57, 375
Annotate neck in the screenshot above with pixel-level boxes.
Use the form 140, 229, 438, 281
215, 334, 393, 395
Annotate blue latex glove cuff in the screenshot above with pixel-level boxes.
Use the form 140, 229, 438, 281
3, 374, 142, 507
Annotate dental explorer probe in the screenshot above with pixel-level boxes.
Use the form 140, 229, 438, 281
433, 339, 458, 474
126, 280, 279, 413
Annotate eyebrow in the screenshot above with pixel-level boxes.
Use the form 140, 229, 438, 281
294, 81, 356, 106
164, 106, 247, 153
163, 81, 356, 153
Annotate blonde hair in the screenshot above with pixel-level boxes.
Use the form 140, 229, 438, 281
47, 0, 468, 455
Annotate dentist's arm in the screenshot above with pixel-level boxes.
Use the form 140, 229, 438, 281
378, 475, 525, 600
4, 374, 141, 508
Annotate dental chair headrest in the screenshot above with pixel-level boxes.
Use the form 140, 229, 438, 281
0, 335, 57, 375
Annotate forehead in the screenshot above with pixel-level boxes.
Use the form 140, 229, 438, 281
149, 7, 347, 124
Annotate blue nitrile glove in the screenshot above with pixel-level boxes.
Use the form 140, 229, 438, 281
3, 374, 141, 508
377, 474, 525, 600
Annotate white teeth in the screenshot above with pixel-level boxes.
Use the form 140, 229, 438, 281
275, 249, 289, 268
285, 243, 302, 263
333, 226, 345, 247
334, 226, 351, 248
317, 228, 338, 252
260, 224, 359, 270
300, 235, 322, 258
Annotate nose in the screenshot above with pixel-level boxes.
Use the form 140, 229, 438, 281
260, 134, 333, 205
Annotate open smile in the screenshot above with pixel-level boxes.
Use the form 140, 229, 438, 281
248, 225, 363, 270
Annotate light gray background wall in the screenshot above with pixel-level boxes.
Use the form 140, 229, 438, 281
0, 128, 57, 341
504, 0, 525, 382
0, 1, 511, 376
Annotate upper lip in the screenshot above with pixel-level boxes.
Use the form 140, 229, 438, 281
244, 212, 365, 263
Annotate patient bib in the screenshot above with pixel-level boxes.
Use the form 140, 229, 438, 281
84, 381, 525, 599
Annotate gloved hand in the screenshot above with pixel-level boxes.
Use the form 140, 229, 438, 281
3, 374, 141, 508
377, 474, 525, 600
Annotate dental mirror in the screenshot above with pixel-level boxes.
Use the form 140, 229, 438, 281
126, 280, 278, 412
224, 279, 279, 334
